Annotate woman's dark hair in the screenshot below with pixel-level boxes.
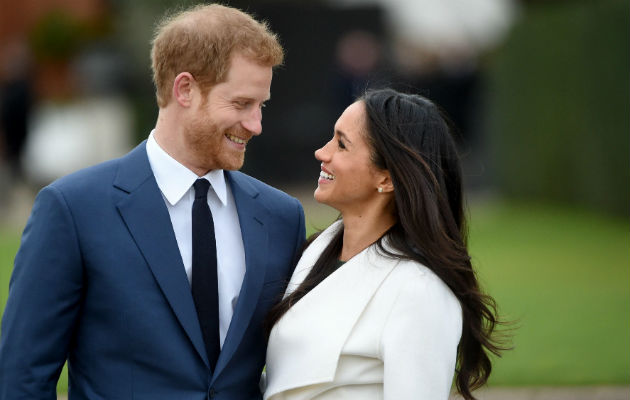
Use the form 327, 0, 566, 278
266, 88, 507, 400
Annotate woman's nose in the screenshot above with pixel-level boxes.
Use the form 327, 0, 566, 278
314, 141, 330, 161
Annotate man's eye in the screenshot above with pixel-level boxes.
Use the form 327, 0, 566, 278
338, 140, 346, 150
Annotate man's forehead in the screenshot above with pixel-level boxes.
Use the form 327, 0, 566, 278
213, 83, 271, 101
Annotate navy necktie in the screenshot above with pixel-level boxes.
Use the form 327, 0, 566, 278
191, 179, 220, 369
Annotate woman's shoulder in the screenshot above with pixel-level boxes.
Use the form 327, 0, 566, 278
384, 257, 460, 307
375, 258, 463, 339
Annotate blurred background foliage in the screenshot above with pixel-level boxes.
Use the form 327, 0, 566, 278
484, 0, 629, 217
2, 0, 626, 217
29, 10, 87, 62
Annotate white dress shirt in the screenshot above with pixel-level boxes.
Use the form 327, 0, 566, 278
146, 131, 246, 347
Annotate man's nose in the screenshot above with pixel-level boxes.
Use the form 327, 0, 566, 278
242, 108, 263, 135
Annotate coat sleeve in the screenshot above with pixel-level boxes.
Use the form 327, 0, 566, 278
380, 270, 462, 400
0, 185, 84, 399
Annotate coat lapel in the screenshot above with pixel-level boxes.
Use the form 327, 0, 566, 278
114, 142, 209, 367
212, 171, 269, 381
265, 221, 399, 397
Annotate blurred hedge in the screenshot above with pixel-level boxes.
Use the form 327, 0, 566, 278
483, 0, 629, 216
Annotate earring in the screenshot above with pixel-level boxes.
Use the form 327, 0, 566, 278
377, 187, 383, 193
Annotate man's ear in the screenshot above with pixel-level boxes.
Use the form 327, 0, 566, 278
172, 72, 196, 107
376, 170, 394, 193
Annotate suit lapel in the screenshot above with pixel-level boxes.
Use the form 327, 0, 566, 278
114, 142, 209, 367
265, 222, 399, 396
213, 171, 269, 381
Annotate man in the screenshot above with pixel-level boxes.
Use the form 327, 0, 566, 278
0, 4, 305, 399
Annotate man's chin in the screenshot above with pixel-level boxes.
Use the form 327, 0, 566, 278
221, 157, 245, 171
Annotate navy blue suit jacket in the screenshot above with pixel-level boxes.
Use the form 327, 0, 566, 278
0, 142, 305, 399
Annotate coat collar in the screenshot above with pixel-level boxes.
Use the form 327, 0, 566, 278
265, 221, 399, 397
114, 141, 210, 366
211, 171, 269, 383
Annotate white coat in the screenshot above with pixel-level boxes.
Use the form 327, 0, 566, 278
264, 221, 462, 399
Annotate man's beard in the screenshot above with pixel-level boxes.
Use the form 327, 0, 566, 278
184, 115, 248, 172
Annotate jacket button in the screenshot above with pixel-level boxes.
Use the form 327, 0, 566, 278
208, 388, 216, 398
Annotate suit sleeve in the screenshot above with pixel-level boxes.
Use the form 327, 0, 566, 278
380, 272, 462, 400
0, 185, 84, 399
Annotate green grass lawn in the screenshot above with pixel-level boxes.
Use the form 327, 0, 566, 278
468, 201, 629, 385
0, 200, 628, 390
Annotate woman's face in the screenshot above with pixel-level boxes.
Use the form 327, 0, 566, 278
314, 101, 385, 213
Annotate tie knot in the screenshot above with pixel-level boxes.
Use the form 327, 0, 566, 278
193, 179, 210, 199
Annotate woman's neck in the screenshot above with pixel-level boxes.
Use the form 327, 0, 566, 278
339, 208, 396, 262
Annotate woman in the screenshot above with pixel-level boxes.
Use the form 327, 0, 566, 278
264, 88, 504, 399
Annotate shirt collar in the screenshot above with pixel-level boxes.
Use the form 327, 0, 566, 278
146, 130, 228, 206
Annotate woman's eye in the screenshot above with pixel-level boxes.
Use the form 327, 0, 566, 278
337, 140, 346, 150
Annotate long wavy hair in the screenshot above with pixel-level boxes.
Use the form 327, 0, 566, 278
266, 88, 507, 400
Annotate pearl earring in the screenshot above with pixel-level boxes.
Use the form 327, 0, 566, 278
378, 187, 383, 193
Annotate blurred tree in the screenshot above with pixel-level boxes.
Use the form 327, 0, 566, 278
483, 0, 629, 216
29, 10, 85, 63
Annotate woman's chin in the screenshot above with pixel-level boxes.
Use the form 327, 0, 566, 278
313, 188, 324, 203
313, 190, 345, 221
313, 188, 331, 206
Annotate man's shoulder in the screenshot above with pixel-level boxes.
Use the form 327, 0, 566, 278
50, 158, 118, 191
50, 142, 146, 193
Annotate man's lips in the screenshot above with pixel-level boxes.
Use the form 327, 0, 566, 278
226, 133, 247, 145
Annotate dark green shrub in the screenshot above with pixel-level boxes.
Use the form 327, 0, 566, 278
484, 0, 629, 216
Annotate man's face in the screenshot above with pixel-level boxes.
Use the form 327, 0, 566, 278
183, 53, 273, 172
